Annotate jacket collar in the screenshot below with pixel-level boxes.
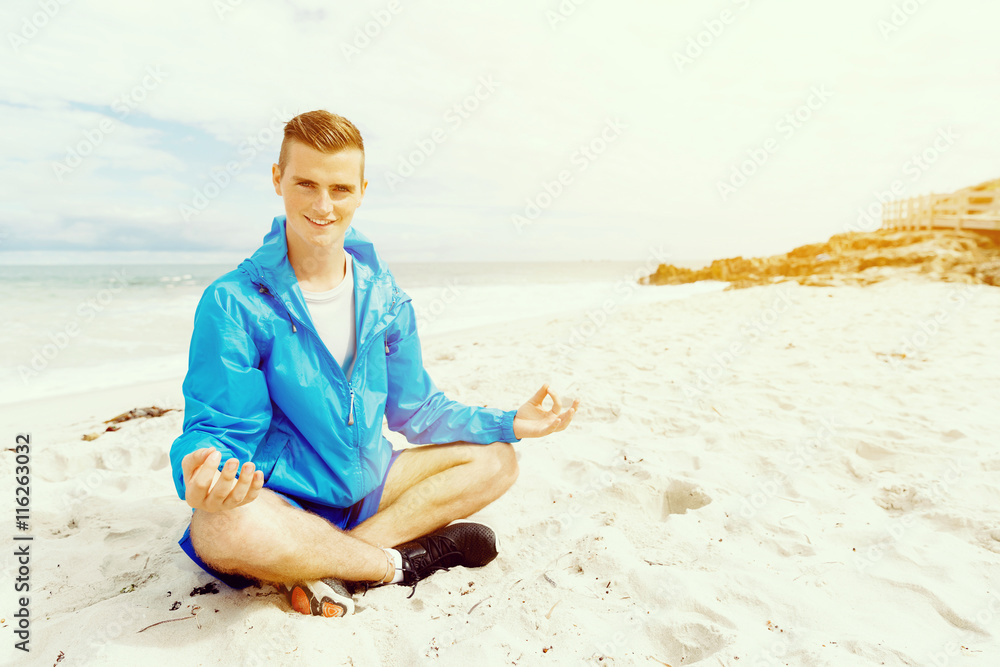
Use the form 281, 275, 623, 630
242, 214, 385, 285
238, 215, 398, 336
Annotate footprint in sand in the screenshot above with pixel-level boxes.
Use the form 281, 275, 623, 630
855, 441, 896, 461
150, 451, 170, 471
874, 484, 931, 513
661, 480, 712, 518
39, 451, 71, 483
586, 405, 621, 423
982, 459, 1000, 472
645, 613, 731, 664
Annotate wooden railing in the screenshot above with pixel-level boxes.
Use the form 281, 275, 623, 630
883, 190, 1000, 231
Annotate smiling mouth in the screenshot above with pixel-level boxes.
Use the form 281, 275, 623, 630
305, 215, 337, 227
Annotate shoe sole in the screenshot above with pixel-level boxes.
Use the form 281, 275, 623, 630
282, 579, 355, 617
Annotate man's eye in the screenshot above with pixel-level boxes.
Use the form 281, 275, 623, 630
298, 183, 313, 188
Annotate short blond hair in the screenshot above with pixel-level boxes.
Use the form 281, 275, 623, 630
278, 110, 365, 180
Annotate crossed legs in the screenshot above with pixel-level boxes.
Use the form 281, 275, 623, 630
188, 441, 518, 586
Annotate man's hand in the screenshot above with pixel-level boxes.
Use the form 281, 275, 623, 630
512, 383, 580, 440
182, 447, 264, 512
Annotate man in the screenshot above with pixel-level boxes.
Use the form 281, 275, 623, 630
169, 110, 580, 617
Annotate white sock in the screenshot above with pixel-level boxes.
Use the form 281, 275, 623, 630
383, 548, 404, 584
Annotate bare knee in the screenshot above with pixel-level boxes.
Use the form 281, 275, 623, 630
189, 490, 288, 571
189, 505, 247, 570
482, 442, 519, 491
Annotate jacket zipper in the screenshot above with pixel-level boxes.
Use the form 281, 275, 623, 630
348, 385, 354, 426
254, 275, 409, 429
257, 285, 297, 332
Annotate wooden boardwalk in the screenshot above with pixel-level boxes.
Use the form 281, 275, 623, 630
882, 179, 1000, 231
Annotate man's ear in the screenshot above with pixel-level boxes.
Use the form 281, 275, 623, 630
271, 163, 283, 196
358, 178, 368, 205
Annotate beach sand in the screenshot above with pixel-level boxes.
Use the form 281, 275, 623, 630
2, 277, 999, 666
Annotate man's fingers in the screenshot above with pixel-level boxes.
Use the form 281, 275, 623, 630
518, 397, 579, 439
240, 470, 266, 507
182, 447, 214, 483
549, 389, 562, 415
223, 462, 259, 507
206, 458, 240, 503
189, 449, 222, 495
553, 400, 579, 432
529, 383, 549, 405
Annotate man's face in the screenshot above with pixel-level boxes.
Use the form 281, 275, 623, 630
272, 140, 368, 258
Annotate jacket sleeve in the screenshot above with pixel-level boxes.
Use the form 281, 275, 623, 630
383, 299, 520, 445
169, 285, 273, 500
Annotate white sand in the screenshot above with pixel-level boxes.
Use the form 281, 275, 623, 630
2, 278, 999, 666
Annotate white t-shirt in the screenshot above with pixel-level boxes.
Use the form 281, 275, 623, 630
299, 251, 357, 381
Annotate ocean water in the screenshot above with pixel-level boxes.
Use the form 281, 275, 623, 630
0, 260, 724, 405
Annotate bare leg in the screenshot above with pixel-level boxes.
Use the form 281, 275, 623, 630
189, 489, 389, 585
349, 441, 519, 547
189, 441, 518, 586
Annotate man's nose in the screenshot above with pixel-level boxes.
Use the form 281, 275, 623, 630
313, 189, 334, 214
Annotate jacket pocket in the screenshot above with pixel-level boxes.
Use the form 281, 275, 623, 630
364, 330, 390, 403
254, 431, 292, 484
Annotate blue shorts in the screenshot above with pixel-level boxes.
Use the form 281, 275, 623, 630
178, 449, 403, 589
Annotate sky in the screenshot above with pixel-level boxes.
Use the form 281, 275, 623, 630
1, 0, 998, 264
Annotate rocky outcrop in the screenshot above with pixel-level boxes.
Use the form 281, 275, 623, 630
640, 229, 1000, 289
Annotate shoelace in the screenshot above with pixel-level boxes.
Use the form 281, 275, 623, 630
350, 580, 371, 597
401, 534, 463, 598
348, 535, 465, 599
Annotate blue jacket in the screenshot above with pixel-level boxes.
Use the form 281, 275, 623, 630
170, 215, 520, 507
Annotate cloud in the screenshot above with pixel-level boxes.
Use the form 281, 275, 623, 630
1, 0, 998, 260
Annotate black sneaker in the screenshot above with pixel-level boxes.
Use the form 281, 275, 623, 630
394, 521, 499, 598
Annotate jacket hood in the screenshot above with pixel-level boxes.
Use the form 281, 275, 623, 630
240, 215, 389, 287
237, 215, 404, 336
